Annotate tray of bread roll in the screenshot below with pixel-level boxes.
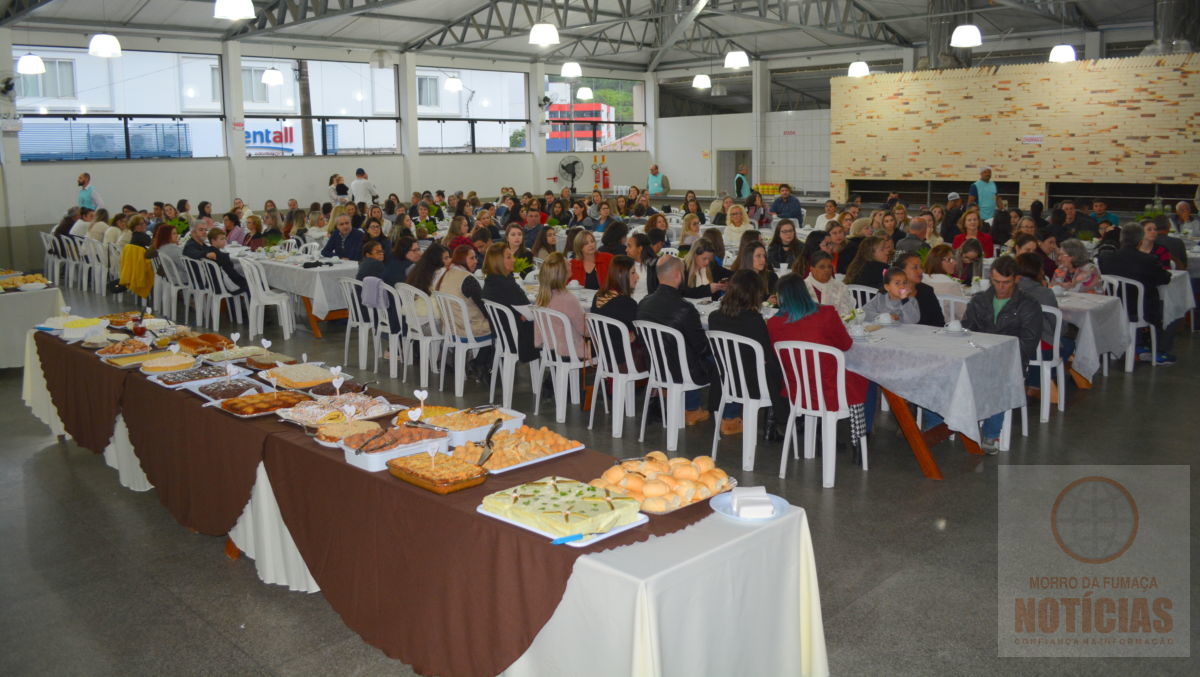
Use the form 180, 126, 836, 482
584, 452, 735, 515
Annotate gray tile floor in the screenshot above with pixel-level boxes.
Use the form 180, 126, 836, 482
3, 288, 1197, 676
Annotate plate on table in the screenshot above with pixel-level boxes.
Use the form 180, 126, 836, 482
18, 282, 48, 291
709, 492, 791, 523
475, 506, 649, 548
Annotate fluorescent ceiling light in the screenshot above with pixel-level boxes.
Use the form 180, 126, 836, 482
561, 61, 582, 78
529, 23, 560, 46
444, 76, 464, 92
17, 53, 45, 75
1048, 44, 1077, 63
692, 74, 711, 89
213, 0, 255, 21
949, 24, 982, 48
724, 50, 749, 69
576, 87, 594, 100
261, 67, 284, 86
847, 61, 870, 77
88, 34, 122, 58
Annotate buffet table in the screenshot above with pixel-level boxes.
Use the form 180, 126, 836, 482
1, 287, 63, 368
23, 327, 829, 677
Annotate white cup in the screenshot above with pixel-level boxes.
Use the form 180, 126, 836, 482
876, 313, 894, 325
1052, 285, 1065, 296
946, 320, 963, 332
849, 324, 867, 338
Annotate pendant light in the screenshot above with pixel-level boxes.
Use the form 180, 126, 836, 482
847, 61, 870, 77
16, 53, 45, 75
1048, 44, 1076, 63
444, 76, 464, 92
723, 50, 749, 69
949, 24, 982, 48
692, 74, 711, 89
88, 34, 122, 58
213, 0, 256, 21
529, 23, 560, 47
261, 67, 284, 87
576, 87, 594, 100
560, 61, 582, 78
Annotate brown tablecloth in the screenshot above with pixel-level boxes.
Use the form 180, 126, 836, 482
34, 331, 127, 453
263, 434, 709, 677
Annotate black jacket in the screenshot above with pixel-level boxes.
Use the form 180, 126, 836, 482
961, 287, 1042, 362
637, 285, 712, 384
682, 262, 732, 300
707, 308, 785, 405
847, 260, 887, 289
482, 273, 537, 362
1097, 247, 1172, 325
913, 282, 945, 328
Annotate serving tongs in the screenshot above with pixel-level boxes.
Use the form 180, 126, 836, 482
465, 403, 500, 415
403, 420, 450, 433
353, 426, 390, 455
475, 418, 505, 468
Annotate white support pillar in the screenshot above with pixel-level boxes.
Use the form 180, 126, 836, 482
644, 71, 659, 162
221, 41, 247, 206
1084, 31, 1103, 60
527, 61, 546, 192
396, 52, 418, 195
750, 59, 769, 192
0, 26, 27, 243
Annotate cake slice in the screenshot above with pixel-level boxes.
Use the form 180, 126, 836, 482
480, 476, 641, 538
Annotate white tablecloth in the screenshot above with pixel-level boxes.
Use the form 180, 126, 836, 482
1056, 292, 1129, 380
503, 508, 828, 677
242, 257, 358, 318
845, 324, 1025, 442
1161, 269, 1195, 327
2, 288, 64, 368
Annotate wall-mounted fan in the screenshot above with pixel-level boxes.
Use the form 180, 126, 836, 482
558, 155, 583, 194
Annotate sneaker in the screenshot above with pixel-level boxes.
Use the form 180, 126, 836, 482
981, 437, 1001, 455
1155, 353, 1176, 365
1136, 347, 1152, 363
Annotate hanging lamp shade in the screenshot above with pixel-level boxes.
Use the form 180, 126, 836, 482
847, 61, 870, 77
692, 73, 711, 89
444, 76, 464, 92
529, 23, 560, 46
88, 34, 123, 58
16, 53, 46, 75
1048, 44, 1077, 63
949, 24, 982, 48
261, 67, 284, 86
576, 87, 594, 100
560, 61, 582, 78
724, 50, 749, 69
213, 0, 256, 20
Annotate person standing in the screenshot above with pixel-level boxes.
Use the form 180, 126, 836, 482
646, 164, 670, 199
942, 192, 965, 242
968, 167, 1002, 223
734, 165, 751, 200
77, 173, 103, 211
349, 168, 378, 205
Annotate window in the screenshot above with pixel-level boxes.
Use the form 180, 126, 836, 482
242, 67, 269, 103
16, 58, 75, 98
543, 75, 645, 151
211, 66, 221, 102
417, 76, 439, 108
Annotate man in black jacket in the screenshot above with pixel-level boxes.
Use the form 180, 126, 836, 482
1098, 223, 1176, 364
636, 256, 718, 425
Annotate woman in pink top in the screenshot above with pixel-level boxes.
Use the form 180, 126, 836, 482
533, 252, 590, 360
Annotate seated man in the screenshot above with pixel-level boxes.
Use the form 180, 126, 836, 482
182, 220, 212, 260
1098, 223, 1176, 364
925, 256, 1040, 452
321, 214, 365, 261
1170, 200, 1199, 238
636, 256, 719, 425
895, 215, 932, 255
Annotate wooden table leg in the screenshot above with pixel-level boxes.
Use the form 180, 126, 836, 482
881, 388, 944, 480
300, 297, 324, 338
960, 436, 984, 456
224, 537, 242, 560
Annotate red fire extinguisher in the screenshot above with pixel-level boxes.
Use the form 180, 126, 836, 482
601, 154, 610, 190
593, 154, 601, 188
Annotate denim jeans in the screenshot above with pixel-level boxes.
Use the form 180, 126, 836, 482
921, 410, 1003, 440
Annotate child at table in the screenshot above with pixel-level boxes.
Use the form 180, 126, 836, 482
861, 269, 920, 324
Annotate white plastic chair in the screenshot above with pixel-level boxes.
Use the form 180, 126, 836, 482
80, 238, 109, 293
298, 242, 321, 256
183, 258, 214, 326
1102, 275, 1154, 372
337, 277, 376, 370
58, 236, 88, 290
241, 259, 295, 340
774, 340, 868, 488
433, 291, 494, 397
937, 294, 970, 322
707, 330, 773, 471
277, 238, 298, 253
396, 283, 444, 387
371, 283, 406, 378
199, 258, 246, 330
633, 320, 706, 451
530, 306, 589, 423
107, 242, 125, 298
1017, 305, 1066, 429
40, 232, 63, 284
586, 313, 649, 438
847, 284, 878, 309
484, 300, 539, 409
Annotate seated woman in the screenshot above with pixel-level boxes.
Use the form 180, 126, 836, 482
894, 251, 945, 327
803, 251, 855, 318
385, 236, 420, 286
700, 227, 728, 266
952, 210, 995, 257
678, 213, 702, 252
825, 221, 850, 273
1138, 220, 1173, 270
149, 221, 185, 272
840, 217, 873, 274
793, 230, 830, 279
728, 241, 778, 298
844, 236, 892, 289
481, 242, 538, 363
243, 214, 266, 251
1004, 216, 1038, 252
708, 269, 789, 439
681, 197, 707, 226
533, 252, 591, 360
642, 213, 671, 248
681, 239, 731, 300
530, 226, 558, 260
504, 224, 534, 277
363, 218, 391, 258
568, 230, 613, 290
128, 215, 151, 248
710, 196, 735, 225
404, 242, 450, 321
590, 255, 643, 369
357, 240, 401, 332
767, 219, 802, 269
433, 244, 493, 378
767, 274, 876, 438
919, 244, 964, 297
860, 268, 921, 324
953, 239, 984, 284
722, 204, 756, 242
599, 222, 628, 256
222, 211, 246, 245
1015, 252, 1075, 390
1050, 238, 1102, 293
624, 232, 658, 297
442, 215, 473, 252
745, 193, 772, 228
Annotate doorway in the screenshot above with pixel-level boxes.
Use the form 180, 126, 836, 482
716, 149, 752, 198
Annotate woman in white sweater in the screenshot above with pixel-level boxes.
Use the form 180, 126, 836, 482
803, 251, 856, 317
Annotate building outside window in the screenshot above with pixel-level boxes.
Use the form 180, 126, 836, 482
17, 58, 75, 98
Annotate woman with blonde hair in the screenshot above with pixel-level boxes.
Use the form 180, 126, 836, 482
568, 230, 612, 290
952, 210, 994, 257
434, 244, 493, 378
722, 203, 755, 241
682, 238, 732, 299
891, 203, 911, 232
243, 214, 265, 250
534, 252, 591, 360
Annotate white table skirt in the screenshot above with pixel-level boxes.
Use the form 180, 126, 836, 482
253, 258, 358, 318
22, 330, 66, 437
845, 324, 1026, 441
3, 289, 64, 368
1056, 292, 1130, 380
1161, 270, 1195, 327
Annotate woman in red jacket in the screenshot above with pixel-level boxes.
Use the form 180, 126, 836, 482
767, 274, 877, 435
952, 210, 995, 257
567, 230, 612, 290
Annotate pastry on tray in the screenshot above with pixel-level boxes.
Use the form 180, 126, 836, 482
204, 346, 267, 362
97, 338, 149, 356
104, 351, 169, 367
450, 426, 581, 472
198, 378, 268, 400
341, 426, 445, 453
308, 379, 368, 396
425, 409, 516, 431
141, 354, 197, 373
219, 390, 311, 416
480, 477, 641, 538
154, 364, 227, 385
244, 352, 298, 371
387, 454, 487, 494
316, 420, 381, 443
262, 364, 337, 389
393, 406, 459, 425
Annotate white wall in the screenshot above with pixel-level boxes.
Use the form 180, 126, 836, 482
655, 113, 754, 194
763, 110, 830, 194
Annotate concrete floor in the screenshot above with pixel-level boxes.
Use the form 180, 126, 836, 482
2, 287, 1197, 676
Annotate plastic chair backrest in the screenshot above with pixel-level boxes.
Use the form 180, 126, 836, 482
632, 320, 698, 388
299, 242, 320, 255
586, 312, 640, 376
847, 284, 878, 309
337, 277, 371, 326
184, 257, 210, 291
774, 340, 850, 416
239, 259, 272, 299
200, 257, 236, 294
483, 300, 520, 355
377, 283, 403, 334
433, 291, 475, 341
396, 283, 441, 340
1036, 304, 1064, 365
157, 255, 183, 287
277, 239, 297, 252
1102, 275, 1146, 325
531, 306, 582, 364
706, 330, 769, 404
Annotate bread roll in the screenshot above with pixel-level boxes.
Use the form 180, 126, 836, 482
642, 496, 669, 513
621, 460, 642, 472
626, 489, 644, 503
693, 455, 715, 472
668, 457, 690, 468
644, 460, 670, 475
658, 475, 679, 490
696, 485, 713, 499
666, 493, 682, 509
645, 451, 668, 463
589, 478, 610, 489
602, 466, 626, 484
697, 470, 720, 492
672, 463, 700, 481
642, 480, 670, 498
621, 473, 645, 492
673, 480, 697, 503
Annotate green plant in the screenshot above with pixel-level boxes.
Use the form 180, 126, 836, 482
513, 257, 532, 276
1136, 208, 1166, 222
168, 218, 189, 235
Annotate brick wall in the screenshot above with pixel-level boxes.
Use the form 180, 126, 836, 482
829, 53, 1199, 207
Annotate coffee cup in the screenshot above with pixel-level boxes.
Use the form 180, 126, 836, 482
946, 320, 963, 332
849, 324, 867, 338
876, 313, 894, 325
